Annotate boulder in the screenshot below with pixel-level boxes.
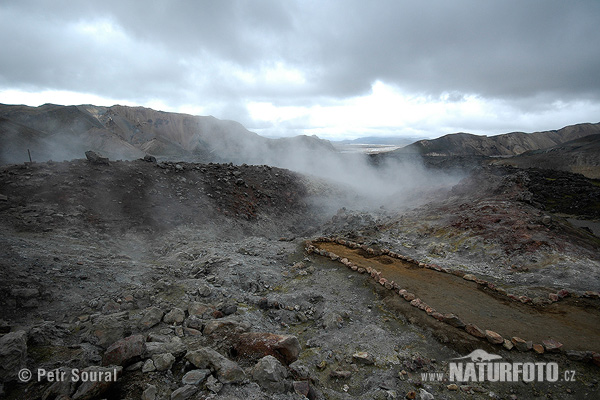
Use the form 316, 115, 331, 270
251, 355, 289, 393
163, 308, 185, 325
139, 307, 164, 330
86, 314, 127, 348
71, 366, 122, 400
145, 337, 187, 357
181, 369, 211, 385
205, 375, 223, 393
152, 353, 175, 372
141, 384, 157, 400
170, 385, 197, 400
0, 330, 27, 382
102, 334, 145, 366
185, 347, 245, 384
233, 332, 301, 365
84, 151, 109, 165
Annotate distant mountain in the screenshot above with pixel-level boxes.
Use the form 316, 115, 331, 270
0, 103, 335, 166
395, 123, 600, 157
492, 134, 600, 179
333, 136, 420, 146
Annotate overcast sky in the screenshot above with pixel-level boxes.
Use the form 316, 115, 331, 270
1, 0, 599, 140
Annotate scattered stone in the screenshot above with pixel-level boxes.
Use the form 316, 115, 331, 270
548, 293, 559, 302
71, 365, 122, 400
293, 381, 316, 398
402, 292, 416, 301
557, 289, 570, 299
185, 347, 245, 383
85, 150, 109, 165
406, 390, 417, 399
533, 344, 544, 354
197, 284, 212, 297
503, 339, 514, 350
139, 306, 164, 329
184, 315, 203, 331
143, 154, 157, 163
463, 274, 477, 281
251, 355, 289, 393
205, 375, 223, 393
485, 330, 504, 345
102, 334, 145, 366
330, 369, 352, 379
163, 308, 185, 324
511, 337, 532, 352
447, 383, 459, 391
152, 352, 176, 372
203, 318, 249, 340
182, 369, 211, 385
142, 359, 156, 373
87, 312, 127, 348
142, 384, 157, 400
420, 388, 434, 400
170, 385, 197, 400
442, 314, 466, 328
0, 330, 27, 382
352, 351, 375, 365
145, 337, 187, 357
233, 332, 301, 365
465, 324, 486, 338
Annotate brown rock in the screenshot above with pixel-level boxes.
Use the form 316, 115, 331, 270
185, 347, 245, 384
447, 383, 459, 391
330, 369, 352, 379
102, 334, 145, 366
542, 339, 563, 352
406, 390, 417, 399
485, 330, 504, 345
532, 344, 544, 354
463, 274, 477, 282
442, 314, 466, 329
402, 292, 416, 301
352, 351, 375, 365
503, 339, 514, 350
548, 293, 559, 302
511, 336, 532, 352
465, 324, 486, 338
233, 332, 301, 365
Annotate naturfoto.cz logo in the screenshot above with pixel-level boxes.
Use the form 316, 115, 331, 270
421, 349, 576, 383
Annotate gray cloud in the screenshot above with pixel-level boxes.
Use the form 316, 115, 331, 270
1, 0, 599, 137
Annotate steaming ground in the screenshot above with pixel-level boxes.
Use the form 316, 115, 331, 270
0, 156, 599, 399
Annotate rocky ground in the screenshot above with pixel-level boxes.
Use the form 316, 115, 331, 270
0, 156, 599, 399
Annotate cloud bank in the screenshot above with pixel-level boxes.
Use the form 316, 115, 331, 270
1, 0, 599, 139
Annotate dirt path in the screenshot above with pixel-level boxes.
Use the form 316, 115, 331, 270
318, 242, 600, 352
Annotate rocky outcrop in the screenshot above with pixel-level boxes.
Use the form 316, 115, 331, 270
0, 330, 27, 382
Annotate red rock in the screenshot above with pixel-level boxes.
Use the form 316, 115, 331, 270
233, 333, 301, 365
542, 339, 563, 352
102, 334, 145, 366
465, 324, 486, 338
593, 352, 600, 367
431, 312, 445, 321
403, 292, 416, 301
557, 289, 570, 299
519, 296, 532, 304
485, 330, 504, 345
379, 278, 388, 286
